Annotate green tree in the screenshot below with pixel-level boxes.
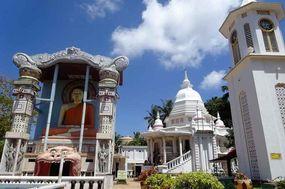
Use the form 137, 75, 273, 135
114, 132, 122, 153
160, 99, 173, 126
144, 105, 160, 129
0, 77, 13, 155
144, 99, 174, 129
205, 86, 235, 148
127, 132, 147, 146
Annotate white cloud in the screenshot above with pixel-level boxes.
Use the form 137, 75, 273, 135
112, 0, 240, 68
200, 70, 226, 89
81, 0, 122, 19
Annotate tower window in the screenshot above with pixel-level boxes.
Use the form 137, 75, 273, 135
259, 19, 279, 52
244, 23, 254, 49
231, 31, 241, 64
275, 83, 285, 127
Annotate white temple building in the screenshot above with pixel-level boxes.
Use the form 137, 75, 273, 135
142, 71, 229, 174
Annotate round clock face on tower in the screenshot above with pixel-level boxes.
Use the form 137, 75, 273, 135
259, 19, 274, 32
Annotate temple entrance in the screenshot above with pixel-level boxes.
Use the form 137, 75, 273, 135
49, 161, 71, 176
49, 163, 60, 176
35, 146, 81, 176
63, 161, 71, 176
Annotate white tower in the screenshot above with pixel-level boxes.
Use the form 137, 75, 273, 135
220, 0, 285, 180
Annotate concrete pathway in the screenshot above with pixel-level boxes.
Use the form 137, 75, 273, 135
113, 179, 141, 189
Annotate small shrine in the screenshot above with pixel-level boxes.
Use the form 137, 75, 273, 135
0, 47, 128, 185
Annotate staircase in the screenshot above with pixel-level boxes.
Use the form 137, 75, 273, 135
164, 151, 192, 173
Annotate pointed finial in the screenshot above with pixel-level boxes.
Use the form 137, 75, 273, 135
217, 112, 221, 120
241, 0, 256, 7
156, 111, 160, 119
181, 70, 193, 89
184, 69, 188, 81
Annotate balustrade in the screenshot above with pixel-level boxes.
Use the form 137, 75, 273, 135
166, 150, 191, 170
0, 176, 104, 189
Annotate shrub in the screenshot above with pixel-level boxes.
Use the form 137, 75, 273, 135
276, 180, 285, 189
138, 167, 158, 182
146, 174, 175, 189
173, 172, 224, 189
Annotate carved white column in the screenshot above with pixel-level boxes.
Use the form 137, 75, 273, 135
172, 138, 176, 154
0, 64, 41, 174
95, 67, 119, 175
162, 138, 166, 164
179, 137, 183, 156
150, 139, 154, 164
193, 135, 201, 171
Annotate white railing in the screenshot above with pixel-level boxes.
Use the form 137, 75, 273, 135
166, 150, 191, 170
0, 176, 105, 189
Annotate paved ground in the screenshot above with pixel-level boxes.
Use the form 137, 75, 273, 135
113, 179, 141, 189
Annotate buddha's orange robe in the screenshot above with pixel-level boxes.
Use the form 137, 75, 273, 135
63, 103, 95, 128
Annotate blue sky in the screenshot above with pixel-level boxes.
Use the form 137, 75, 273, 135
1, 0, 284, 136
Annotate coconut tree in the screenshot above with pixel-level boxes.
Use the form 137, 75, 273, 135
127, 132, 147, 146
160, 99, 173, 126
144, 105, 160, 129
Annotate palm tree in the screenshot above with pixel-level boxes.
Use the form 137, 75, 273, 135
127, 132, 147, 146
114, 132, 122, 153
160, 99, 173, 126
144, 105, 160, 129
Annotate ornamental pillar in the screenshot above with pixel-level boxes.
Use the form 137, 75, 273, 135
95, 66, 119, 174
0, 66, 41, 174
162, 138, 166, 164
193, 135, 201, 171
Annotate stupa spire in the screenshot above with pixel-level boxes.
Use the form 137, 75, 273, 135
156, 111, 160, 119
217, 112, 221, 120
241, 0, 256, 7
215, 112, 225, 127
153, 110, 163, 130
181, 70, 193, 89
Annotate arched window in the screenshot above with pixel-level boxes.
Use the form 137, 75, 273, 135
259, 18, 279, 52
231, 31, 241, 64
244, 23, 254, 49
239, 91, 260, 180
275, 83, 285, 126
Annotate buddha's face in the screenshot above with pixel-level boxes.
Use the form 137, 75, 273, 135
71, 88, 83, 104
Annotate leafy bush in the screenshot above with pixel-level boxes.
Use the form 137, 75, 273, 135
173, 172, 224, 189
138, 167, 158, 182
276, 180, 285, 189
146, 174, 175, 189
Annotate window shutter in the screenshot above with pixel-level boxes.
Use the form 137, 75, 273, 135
269, 31, 279, 52
244, 24, 254, 49
262, 31, 270, 51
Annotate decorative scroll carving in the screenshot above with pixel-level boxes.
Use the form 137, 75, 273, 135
13, 47, 129, 74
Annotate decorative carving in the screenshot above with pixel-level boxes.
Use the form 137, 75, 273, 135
275, 83, 285, 126
13, 47, 129, 75
35, 146, 81, 176
16, 142, 26, 171
98, 144, 109, 173
5, 142, 16, 172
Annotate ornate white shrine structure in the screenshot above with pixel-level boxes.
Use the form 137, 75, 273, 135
142, 71, 229, 174
0, 47, 128, 188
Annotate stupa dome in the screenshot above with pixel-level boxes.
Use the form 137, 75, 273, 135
175, 71, 203, 103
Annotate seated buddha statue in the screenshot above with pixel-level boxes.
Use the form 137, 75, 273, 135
44, 88, 97, 137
